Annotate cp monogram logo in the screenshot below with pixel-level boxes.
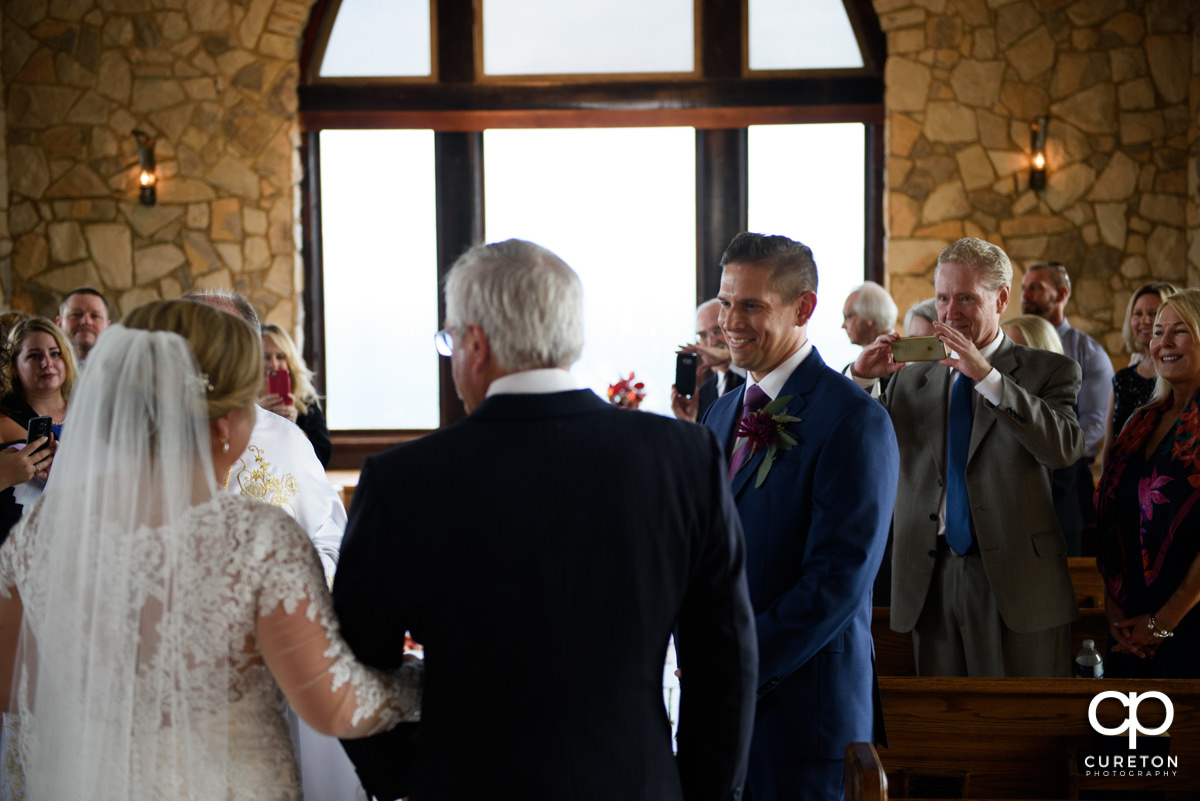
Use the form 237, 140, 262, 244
1088, 691, 1174, 748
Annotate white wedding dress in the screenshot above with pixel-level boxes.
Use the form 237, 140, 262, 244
0, 491, 419, 800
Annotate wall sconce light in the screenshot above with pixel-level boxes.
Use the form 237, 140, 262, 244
133, 129, 157, 206
1029, 115, 1048, 190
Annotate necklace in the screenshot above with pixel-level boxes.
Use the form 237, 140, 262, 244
221, 467, 232, 491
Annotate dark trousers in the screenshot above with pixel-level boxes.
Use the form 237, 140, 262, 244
746, 752, 843, 801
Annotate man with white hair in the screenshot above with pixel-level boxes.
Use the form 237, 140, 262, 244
841, 281, 897, 347
854, 237, 1083, 677
335, 239, 757, 801
672, 298, 745, 422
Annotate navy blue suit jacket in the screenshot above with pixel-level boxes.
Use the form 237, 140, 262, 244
703, 348, 898, 759
335, 389, 757, 801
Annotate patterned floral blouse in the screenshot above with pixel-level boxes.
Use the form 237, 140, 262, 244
1096, 392, 1200, 677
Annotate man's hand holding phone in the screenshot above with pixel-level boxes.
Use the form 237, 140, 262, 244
852, 332, 906, 380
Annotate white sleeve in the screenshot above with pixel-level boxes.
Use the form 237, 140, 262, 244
229, 410, 347, 584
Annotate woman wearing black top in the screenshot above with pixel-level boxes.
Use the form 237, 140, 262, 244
260, 323, 332, 467
0, 316, 59, 542
1102, 283, 1178, 466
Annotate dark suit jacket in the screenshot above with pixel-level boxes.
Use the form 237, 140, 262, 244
882, 337, 1083, 634
702, 349, 898, 760
334, 389, 757, 801
696, 370, 745, 421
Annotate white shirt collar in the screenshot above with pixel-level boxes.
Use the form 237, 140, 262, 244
486, 368, 579, 397
744, 339, 813, 401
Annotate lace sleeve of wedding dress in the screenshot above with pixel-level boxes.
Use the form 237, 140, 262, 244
250, 501, 421, 738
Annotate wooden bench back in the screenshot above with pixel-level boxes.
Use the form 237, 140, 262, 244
878, 677, 1200, 798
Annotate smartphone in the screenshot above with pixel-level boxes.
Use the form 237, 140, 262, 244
890, 336, 948, 363
675, 353, 698, 397
26, 416, 52, 453
267, 369, 292, 405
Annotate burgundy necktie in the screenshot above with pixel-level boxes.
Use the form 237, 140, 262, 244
729, 384, 770, 481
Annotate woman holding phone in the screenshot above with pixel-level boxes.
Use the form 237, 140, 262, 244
260, 323, 331, 466
0, 317, 68, 541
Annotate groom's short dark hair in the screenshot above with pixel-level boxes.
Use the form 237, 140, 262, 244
719, 233, 818, 303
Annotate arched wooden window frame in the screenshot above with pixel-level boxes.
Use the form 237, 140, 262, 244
298, 0, 886, 468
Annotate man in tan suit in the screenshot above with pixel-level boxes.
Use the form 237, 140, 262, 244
853, 237, 1082, 676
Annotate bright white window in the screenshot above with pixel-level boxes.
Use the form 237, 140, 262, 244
748, 0, 864, 71
482, 0, 694, 75
748, 123, 866, 374
319, 130, 439, 429
484, 128, 696, 417
319, 0, 432, 78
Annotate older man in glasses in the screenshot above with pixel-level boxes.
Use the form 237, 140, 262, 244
336, 239, 757, 801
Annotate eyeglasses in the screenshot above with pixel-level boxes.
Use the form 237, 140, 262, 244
434, 328, 454, 357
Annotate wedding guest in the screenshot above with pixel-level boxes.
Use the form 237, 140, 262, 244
854, 237, 1082, 677
841, 281, 897, 347
184, 290, 344, 581
1097, 288, 1200, 678
0, 300, 421, 799
55, 286, 111, 364
1102, 282, 1178, 465
706, 233, 897, 801
904, 298, 937, 337
336, 239, 757, 801
1021, 262, 1114, 461
184, 289, 353, 801
672, 299, 744, 422
261, 323, 332, 467
1002, 315, 1091, 557
0, 317, 77, 445
0, 327, 52, 545
0, 318, 75, 527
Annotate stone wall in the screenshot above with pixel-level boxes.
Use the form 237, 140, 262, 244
877, 0, 1197, 362
0, 0, 313, 328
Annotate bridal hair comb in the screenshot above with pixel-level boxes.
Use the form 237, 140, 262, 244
188, 372, 216, 394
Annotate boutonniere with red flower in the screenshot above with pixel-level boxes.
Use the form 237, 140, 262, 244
607, 372, 646, 409
734, 394, 802, 488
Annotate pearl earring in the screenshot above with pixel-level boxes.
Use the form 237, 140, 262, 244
221, 438, 230, 453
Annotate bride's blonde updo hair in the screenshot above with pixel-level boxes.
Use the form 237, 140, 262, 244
124, 299, 262, 419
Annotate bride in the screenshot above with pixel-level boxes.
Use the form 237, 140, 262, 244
0, 300, 420, 800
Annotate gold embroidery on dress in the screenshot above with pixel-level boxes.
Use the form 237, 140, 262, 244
233, 445, 298, 517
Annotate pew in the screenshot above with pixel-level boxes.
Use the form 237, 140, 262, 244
874, 557, 1109, 677
1067, 557, 1105, 609
846, 742, 888, 801
844, 739, 1170, 801
876, 677, 1200, 799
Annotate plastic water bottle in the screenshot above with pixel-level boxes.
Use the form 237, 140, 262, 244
1076, 639, 1104, 678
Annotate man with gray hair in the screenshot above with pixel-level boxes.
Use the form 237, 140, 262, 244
853, 237, 1083, 677
334, 239, 757, 801
841, 281, 897, 347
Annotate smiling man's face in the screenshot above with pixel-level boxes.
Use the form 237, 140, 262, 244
935, 261, 1010, 350
717, 262, 813, 381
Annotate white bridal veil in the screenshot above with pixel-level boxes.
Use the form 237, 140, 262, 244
8, 325, 233, 799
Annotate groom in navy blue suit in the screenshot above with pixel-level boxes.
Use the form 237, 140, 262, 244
703, 234, 899, 801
